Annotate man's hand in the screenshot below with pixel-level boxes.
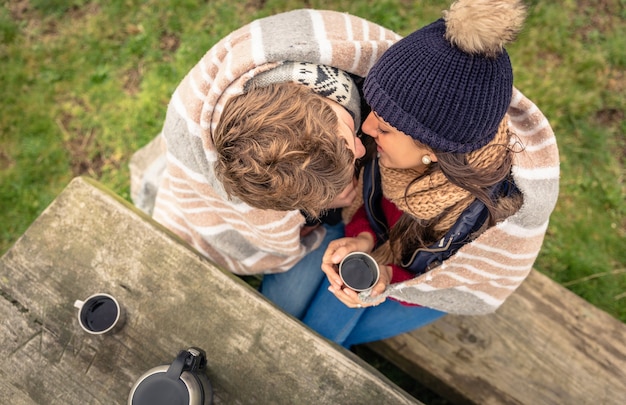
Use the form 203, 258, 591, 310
300, 224, 320, 238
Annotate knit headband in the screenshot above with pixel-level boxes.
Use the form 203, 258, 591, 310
247, 62, 362, 129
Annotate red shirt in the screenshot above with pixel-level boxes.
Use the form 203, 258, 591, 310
345, 198, 417, 284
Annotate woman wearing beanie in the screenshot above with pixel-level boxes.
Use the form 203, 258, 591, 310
299, 0, 560, 348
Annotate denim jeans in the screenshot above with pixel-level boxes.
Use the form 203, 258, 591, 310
302, 276, 445, 347
260, 223, 344, 319
261, 222, 446, 348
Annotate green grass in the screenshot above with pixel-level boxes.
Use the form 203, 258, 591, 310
1, 0, 625, 397
511, 1, 626, 320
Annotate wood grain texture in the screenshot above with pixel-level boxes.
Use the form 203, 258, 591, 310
0, 176, 419, 405
368, 269, 626, 404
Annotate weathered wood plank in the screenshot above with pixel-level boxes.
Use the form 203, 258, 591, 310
367, 269, 626, 404
0, 176, 419, 405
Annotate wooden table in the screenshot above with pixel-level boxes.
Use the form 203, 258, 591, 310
0, 177, 419, 405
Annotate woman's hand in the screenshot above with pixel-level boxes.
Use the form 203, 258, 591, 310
321, 233, 374, 290
327, 264, 392, 308
321, 233, 392, 308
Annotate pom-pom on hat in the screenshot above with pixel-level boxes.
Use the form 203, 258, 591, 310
364, 0, 527, 153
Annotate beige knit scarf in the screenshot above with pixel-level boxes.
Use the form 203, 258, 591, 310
368, 118, 511, 265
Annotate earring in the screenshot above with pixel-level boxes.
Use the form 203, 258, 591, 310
421, 155, 432, 165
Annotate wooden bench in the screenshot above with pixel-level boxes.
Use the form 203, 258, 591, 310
366, 267, 626, 404
0, 177, 419, 405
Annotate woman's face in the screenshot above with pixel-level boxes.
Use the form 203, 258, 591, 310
361, 111, 436, 169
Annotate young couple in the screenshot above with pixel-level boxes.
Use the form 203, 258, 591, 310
132, 1, 560, 348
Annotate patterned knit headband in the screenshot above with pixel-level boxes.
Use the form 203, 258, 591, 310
247, 61, 362, 128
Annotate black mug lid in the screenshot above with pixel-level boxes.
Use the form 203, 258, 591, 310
131, 368, 190, 405
129, 348, 212, 405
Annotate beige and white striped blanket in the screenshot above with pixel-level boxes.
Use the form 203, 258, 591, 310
131, 9, 559, 315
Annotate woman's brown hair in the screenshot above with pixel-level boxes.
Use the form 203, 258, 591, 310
377, 137, 523, 266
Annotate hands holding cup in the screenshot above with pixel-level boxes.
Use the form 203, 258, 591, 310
339, 252, 379, 292
321, 233, 390, 309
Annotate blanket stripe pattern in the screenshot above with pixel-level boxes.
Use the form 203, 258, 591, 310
150, 9, 400, 275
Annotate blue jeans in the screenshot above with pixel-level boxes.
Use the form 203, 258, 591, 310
261, 223, 446, 348
302, 277, 445, 347
261, 223, 344, 319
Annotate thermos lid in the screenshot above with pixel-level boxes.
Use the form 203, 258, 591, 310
129, 348, 212, 405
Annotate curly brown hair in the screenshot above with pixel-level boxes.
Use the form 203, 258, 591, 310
213, 82, 356, 217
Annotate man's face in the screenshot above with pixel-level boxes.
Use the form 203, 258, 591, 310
324, 99, 366, 161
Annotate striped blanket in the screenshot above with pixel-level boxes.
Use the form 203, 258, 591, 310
131, 9, 559, 315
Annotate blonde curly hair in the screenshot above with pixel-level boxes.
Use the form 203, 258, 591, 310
213, 82, 356, 217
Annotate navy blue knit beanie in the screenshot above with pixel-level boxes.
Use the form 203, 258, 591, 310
364, 0, 526, 153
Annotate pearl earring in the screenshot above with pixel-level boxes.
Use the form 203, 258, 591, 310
421, 155, 432, 165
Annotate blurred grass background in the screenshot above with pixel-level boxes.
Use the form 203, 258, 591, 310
1, 0, 625, 399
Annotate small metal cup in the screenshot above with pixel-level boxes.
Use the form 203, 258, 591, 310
74, 293, 125, 334
339, 252, 380, 292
